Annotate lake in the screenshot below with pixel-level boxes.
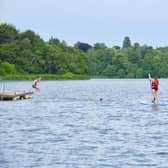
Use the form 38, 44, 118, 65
0, 79, 168, 168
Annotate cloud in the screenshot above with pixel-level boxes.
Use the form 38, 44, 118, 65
1, 0, 168, 47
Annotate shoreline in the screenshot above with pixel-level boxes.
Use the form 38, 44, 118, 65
0, 73, 90, 80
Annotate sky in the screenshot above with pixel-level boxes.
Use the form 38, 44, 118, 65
1, 0, 168, 47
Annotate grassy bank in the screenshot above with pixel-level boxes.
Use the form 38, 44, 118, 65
0, 73, 90, 80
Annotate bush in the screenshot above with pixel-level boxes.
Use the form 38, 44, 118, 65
0, 62, 16, 75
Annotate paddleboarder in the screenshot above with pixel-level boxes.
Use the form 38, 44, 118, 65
148, 74, 159, 102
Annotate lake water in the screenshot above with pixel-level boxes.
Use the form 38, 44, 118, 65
0, 79, 168, 168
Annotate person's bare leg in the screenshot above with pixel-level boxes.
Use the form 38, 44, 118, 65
152, 89, 155, 102
155, 90, 159, 102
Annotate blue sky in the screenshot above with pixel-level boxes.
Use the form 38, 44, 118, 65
1, 0, 168, 47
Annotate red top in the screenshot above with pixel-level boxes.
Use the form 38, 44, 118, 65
152, 80, 159, 88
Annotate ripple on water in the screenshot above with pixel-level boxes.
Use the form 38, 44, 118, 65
1, 79, 168, 168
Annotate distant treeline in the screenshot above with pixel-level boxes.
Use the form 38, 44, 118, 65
0, 23, 168, 79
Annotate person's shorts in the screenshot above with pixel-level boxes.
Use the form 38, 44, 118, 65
152, 87, 158, 91
32, 84, 36, 89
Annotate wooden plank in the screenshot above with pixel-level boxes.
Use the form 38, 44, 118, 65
0, 90, 33, 101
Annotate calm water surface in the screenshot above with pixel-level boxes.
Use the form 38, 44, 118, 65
0, 79, 168, 168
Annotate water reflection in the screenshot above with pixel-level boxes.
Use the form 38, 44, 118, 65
151, 104, 160, 111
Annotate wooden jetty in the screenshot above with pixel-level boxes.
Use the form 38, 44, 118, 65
0, 90, 34, 101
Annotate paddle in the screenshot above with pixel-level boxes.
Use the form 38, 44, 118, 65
148, 73, 152, 88
148, 73, 154, 102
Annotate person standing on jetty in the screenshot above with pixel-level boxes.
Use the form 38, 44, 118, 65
32, 77, 41, 94
148, 73, 159, 102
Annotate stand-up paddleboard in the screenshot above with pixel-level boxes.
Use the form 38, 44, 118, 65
99, 103, 114, 107
141, 101, 168, 106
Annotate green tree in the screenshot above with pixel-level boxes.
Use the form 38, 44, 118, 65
74, 41, 92, 52
0, 62, 16, 74
0, 23, 19, 44
49, 37, 61, 45
94, 43, 107, 49
122, 36, 131, 49
20, 30, 43, 47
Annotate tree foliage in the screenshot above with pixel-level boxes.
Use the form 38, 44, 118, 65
1, 23, 168, 78
122, 36, 131, 49
74, 42, 92, 52
0, 24, 88, 76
